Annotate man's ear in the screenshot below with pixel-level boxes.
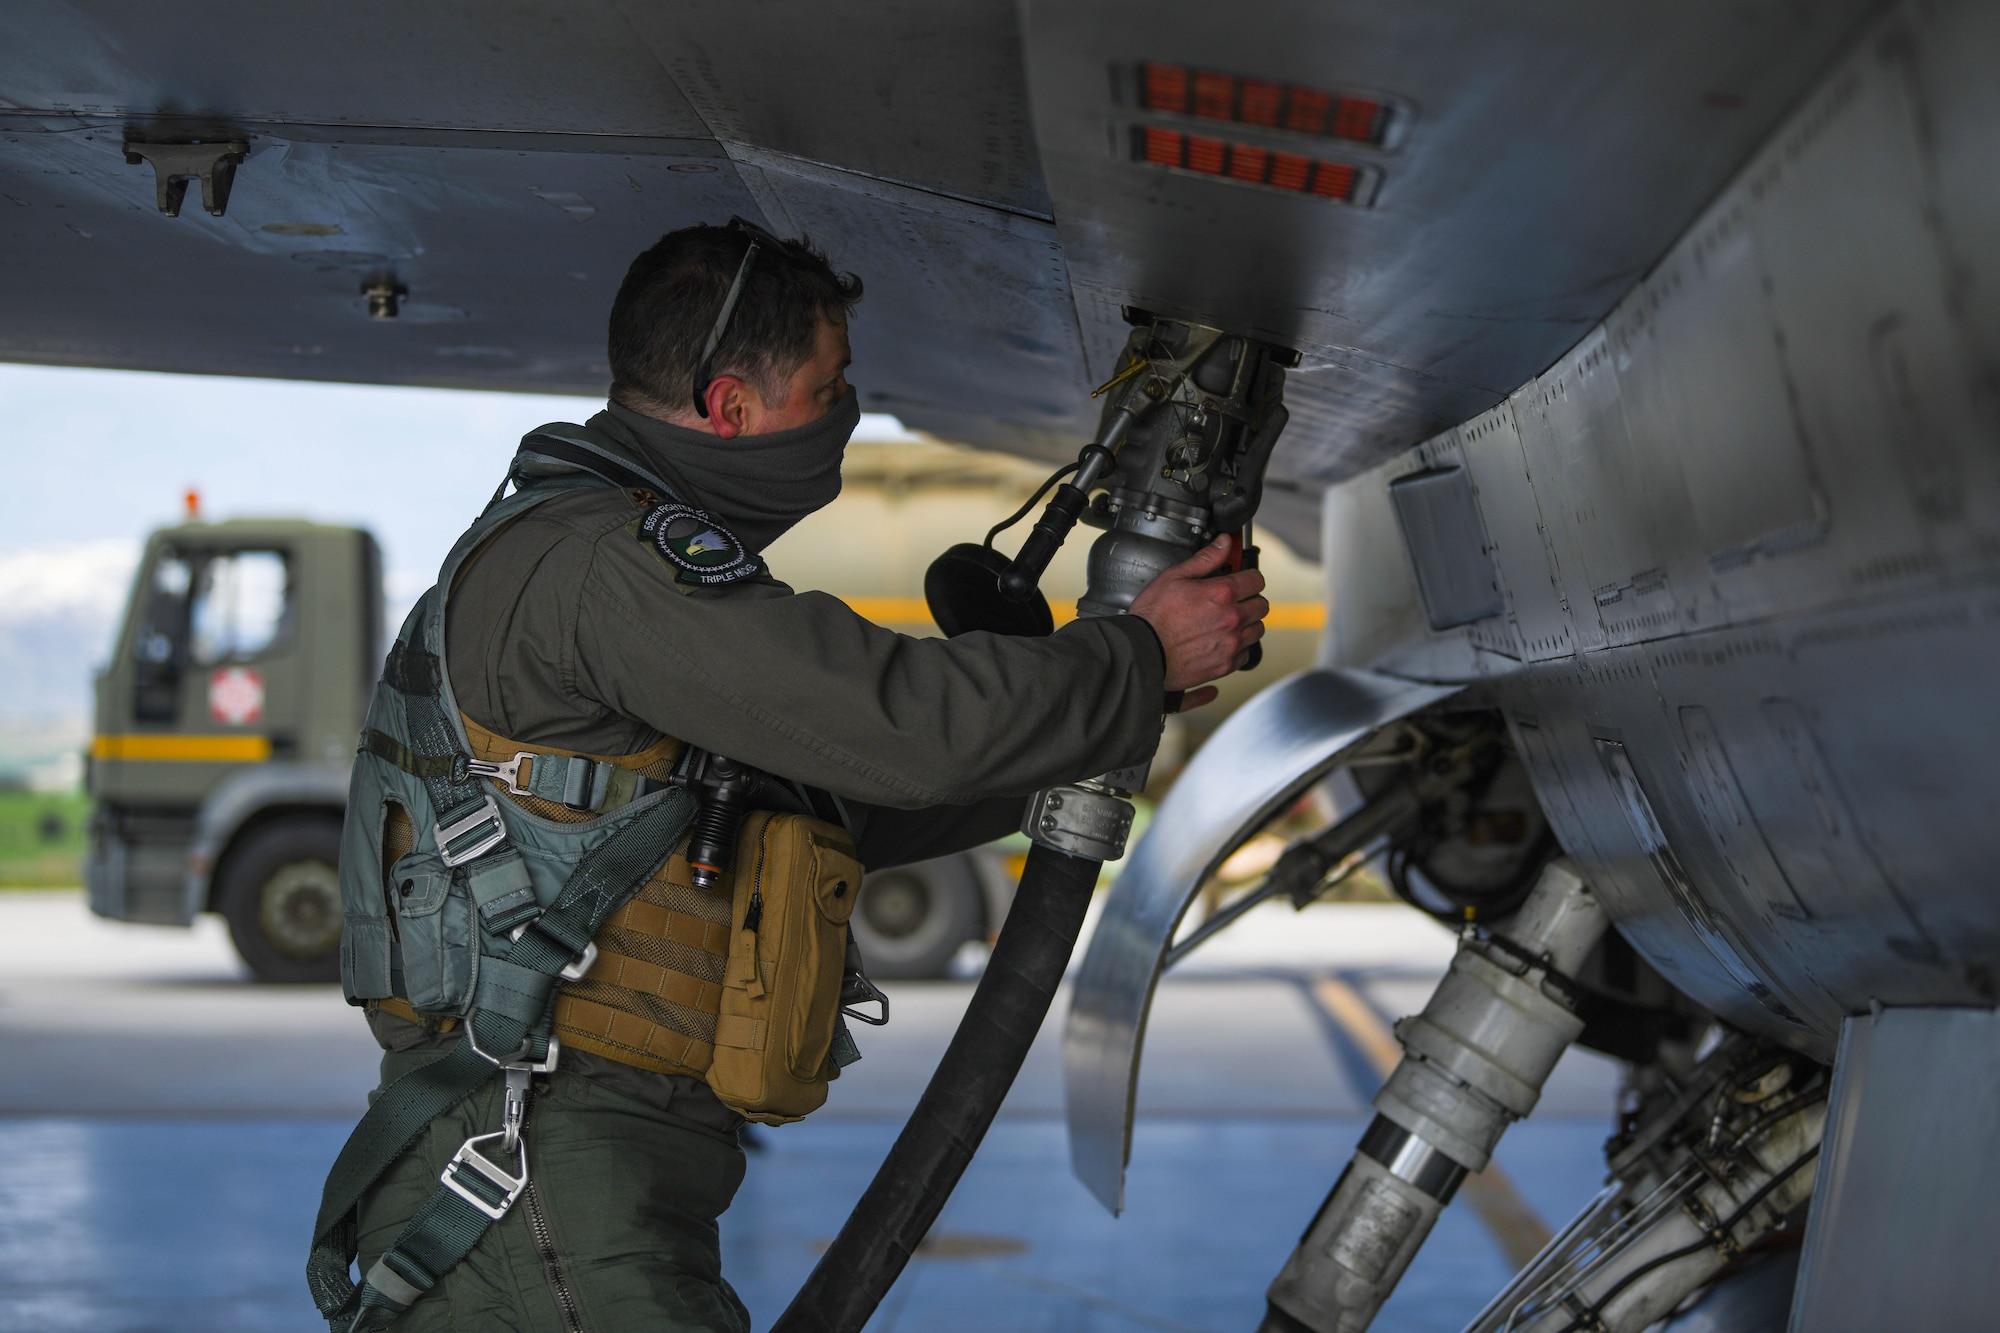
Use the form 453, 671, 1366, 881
703, 375, 758, 439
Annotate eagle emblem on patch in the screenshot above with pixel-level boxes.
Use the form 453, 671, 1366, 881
637, 502, 760, 585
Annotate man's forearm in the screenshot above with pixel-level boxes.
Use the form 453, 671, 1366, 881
582, 574, 1166, 808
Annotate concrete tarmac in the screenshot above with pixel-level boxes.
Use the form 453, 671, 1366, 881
0, 890, 1621, 1331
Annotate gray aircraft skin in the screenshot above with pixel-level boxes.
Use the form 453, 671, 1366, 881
5, 1, 1997, 1328
1311, 8, 1998, 1052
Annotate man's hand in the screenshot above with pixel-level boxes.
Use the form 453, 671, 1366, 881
1129, 536, 1269, 709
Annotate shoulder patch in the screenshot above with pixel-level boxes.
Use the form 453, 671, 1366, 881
636, 502, 762, 586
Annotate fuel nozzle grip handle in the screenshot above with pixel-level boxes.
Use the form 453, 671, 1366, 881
1237, 538, 1263, 673
999, 482, 1088, 603
998, 436, 1122, 605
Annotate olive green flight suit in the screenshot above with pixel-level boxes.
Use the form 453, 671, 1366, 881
357, 401, 1167, 1331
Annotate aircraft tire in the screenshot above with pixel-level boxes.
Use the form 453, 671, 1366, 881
849, 854, 985, 980
218, 816, 345, 984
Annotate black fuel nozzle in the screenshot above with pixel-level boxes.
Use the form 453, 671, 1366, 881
682, 751, 753, 891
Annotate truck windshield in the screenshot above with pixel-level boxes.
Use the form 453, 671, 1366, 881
190, 550, 292, 663
131, 547, 294, 722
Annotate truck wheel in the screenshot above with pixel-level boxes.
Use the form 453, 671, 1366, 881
849, 854, 985, 980
218, 817, 345, 984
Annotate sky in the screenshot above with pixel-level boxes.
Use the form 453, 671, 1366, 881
0, 361, 917, 601
0, 362, 917, 774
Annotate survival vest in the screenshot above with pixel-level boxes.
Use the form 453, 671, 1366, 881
309, 423, 875, 1333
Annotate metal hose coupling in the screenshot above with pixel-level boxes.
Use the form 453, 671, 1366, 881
1262, 860, 1607, 1333
1025, 780, 1136, 861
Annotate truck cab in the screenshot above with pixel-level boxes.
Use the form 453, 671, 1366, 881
87, 518, 381, 981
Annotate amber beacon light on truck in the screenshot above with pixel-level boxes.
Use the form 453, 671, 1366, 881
1127, 62, 1403, 204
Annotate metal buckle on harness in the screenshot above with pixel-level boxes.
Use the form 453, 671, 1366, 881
841, 972, 891, 1027
435, 792, 508, 867
507, 923, 599, 983
501, 1066, 531, 1151
561, 941, 598, 982
464, 751, 542, 798
466, 1026, 562, 1073
440, 1131, 529, 1221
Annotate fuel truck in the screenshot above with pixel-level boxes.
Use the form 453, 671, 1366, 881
84, 439, 1323, 982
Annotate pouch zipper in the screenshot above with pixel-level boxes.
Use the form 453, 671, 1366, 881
744, 825, 771, 934
520, 1091, 588, 1333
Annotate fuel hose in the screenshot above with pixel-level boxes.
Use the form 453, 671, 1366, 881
771, 841, 1102, 1333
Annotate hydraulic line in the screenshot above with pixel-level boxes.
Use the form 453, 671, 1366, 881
1459, 1036, 1829, 1333
1546, 1146, 1822, 1333
771, 842, 1101, 1333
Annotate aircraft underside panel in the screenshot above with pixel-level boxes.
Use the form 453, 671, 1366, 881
0, 0, 1886, 540
1493, 600, 1995, 1058
0, 0, 1099, 461
1017, 0, 1881, 487
1316, 0, 2000, 1059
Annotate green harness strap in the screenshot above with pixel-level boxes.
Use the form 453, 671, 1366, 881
309, 789, 694, 1330
308, 637, 696, 1332
360, 728, 670, 815
389, 641, 545, 939
311, 442, 710, 1333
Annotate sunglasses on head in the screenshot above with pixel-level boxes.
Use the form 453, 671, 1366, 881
691, 216, 811, 419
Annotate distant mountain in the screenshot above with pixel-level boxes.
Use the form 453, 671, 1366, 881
0, 540, 138, 777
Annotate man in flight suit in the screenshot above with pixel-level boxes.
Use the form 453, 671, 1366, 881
354, 221, 1268, 1330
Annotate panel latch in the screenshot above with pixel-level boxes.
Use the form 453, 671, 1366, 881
124, 138, 249, 218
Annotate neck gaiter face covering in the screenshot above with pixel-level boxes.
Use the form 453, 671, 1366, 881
598, 388, 861, 554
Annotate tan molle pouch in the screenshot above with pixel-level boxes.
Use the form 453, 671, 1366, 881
706, 810, 863, 1124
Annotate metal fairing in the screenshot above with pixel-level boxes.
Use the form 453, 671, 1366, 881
1791, 1009, 2000, 1332
1063, 668, 1459, 1214
1317, 0, 2000, 1058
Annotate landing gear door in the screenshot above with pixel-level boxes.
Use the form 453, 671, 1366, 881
1063, 668, 1459, 1215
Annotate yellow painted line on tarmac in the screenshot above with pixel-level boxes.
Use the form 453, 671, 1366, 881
1454, 1158, 1556, 1273
91, 734, 272, 762
1312, 975, 1406, 1074
1309, 974, 1554, 1271
839, 597, 1326, 630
